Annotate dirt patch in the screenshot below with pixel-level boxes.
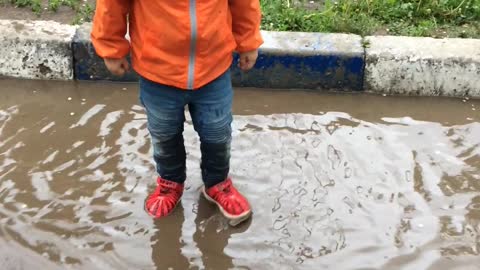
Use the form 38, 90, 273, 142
0, 1, 95, 24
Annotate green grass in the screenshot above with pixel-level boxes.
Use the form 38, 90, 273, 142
2, 0, 479, 37
2, 0, 42, 13
48, 0, 76, 12
72, 2, 95, 24
261, 0, 480, 38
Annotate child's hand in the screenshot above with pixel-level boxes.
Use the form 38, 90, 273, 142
238, 50, 258, 71
104, 58, 130, 76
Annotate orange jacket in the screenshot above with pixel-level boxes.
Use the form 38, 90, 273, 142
91, 0, 263, 90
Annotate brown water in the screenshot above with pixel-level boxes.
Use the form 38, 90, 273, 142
0, 79, 479, 270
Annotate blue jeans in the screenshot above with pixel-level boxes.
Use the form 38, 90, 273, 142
139, 71, 233, 188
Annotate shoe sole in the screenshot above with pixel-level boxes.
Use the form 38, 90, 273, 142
202, 187, 252, 227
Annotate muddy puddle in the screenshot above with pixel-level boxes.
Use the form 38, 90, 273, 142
0, 79, 479, 270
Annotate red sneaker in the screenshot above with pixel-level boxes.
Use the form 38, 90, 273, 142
145, 177, 184, 218
203, 178, 251, 226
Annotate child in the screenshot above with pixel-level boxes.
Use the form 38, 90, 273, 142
91, 0, 263, 226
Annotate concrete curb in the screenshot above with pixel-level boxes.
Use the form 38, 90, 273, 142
0, 20, 479, 97
0, 20, 77, 80
365, 36, 480, 97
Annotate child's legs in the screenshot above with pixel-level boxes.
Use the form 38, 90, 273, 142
189, 70, 233, 188
140, 78, 187, 183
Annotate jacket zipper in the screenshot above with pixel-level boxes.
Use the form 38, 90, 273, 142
187, 0, 197, 90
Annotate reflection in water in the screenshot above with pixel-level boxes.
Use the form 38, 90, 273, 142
151, 204, 190, 270
150, 195, 251, 270
194, 196, 251, 270
0, 81, 480, 269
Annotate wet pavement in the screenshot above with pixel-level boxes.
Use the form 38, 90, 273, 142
0, 79, 479, 270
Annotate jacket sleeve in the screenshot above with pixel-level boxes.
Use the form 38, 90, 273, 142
229, 0, 264, 53
91, 0, 131, 59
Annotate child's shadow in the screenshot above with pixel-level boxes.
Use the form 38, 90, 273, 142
151, 195, 251, 270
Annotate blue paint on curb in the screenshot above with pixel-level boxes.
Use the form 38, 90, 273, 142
72, 25, 365, 90
73, 43, 139, 81
231, 51, 364, 90
73, 24, 138, 82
